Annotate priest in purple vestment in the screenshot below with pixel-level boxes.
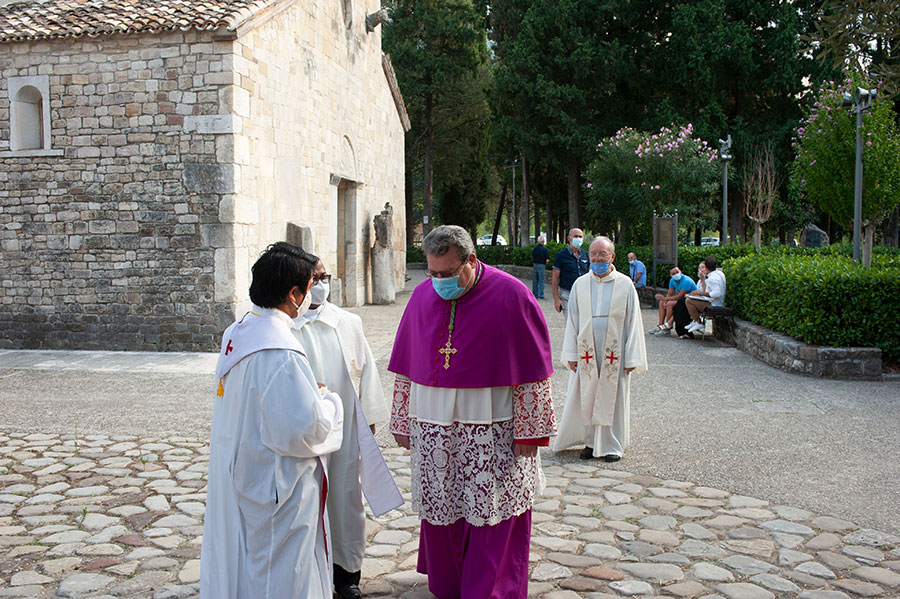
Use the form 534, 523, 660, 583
389, 225, 557, 599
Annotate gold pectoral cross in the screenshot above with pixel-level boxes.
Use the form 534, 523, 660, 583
439, 337, 457, 370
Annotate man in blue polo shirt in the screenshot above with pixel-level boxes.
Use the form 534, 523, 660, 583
649, 265, 696, 335
551, 227, 590, 316
628, 252, 647, 288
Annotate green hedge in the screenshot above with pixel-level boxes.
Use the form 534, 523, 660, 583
727, 254, 900, 359
407, 242, 900, 357
407, 241, 754, 286
409, 242, 900, 287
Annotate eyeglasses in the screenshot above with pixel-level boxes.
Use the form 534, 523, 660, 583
313, 273, 332, 284
427, 261, 466, 279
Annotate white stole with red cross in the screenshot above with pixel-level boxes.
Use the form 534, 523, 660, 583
575, 271, 628, 426
215, 307, 306, 395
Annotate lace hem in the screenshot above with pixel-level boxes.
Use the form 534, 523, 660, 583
513, 378, 556, 440
410, 419, 542, 526
389, 375, 411, 436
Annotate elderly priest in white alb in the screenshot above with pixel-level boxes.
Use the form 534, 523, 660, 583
201, 243, 344, 599
555, 236, 647, 462
292, 257, 402, 599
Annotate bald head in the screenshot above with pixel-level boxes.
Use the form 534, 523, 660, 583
590, 236, 615, 256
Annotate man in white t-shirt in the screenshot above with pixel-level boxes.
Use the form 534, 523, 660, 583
685, 255, 727, 333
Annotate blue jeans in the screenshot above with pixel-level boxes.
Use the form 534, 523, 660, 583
532, 264, 546, 298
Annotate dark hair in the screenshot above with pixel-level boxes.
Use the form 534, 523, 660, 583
704, 255, 717, 271
669, 264, 681, 273
249, 242, 318, 308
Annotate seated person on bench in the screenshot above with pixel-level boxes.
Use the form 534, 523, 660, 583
684, 256, 726, 334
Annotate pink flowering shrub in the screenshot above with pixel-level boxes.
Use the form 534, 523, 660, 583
790, 75, 900, 227
584, 124, 720, 231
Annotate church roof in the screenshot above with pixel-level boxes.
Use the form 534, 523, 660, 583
0, 0, 280, 43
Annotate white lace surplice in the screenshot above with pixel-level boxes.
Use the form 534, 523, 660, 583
390, 376, 555, 527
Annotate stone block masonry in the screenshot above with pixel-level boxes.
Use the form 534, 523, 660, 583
0, 32, 236, 350
713, 317, 883, 381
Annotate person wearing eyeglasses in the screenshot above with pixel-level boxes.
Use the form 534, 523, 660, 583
555, 236, 648, 463
388, 225, 556, 599
292, 259, 401, 599
202, 243, 344, 599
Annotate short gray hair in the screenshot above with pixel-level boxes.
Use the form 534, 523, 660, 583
537, 235, 546, 244
422, 225, 475, 262
591, 235, 615, 254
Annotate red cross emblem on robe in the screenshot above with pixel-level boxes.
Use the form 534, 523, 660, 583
581, 348, 594, 366
605, 349, 618, 366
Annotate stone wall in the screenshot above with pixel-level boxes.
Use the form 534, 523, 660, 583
223, 0, 406, 312
0, 32, 231, 350
0, 2, 407, 350
713, 317, 883, 381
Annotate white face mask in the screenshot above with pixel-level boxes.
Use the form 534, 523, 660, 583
309, 280, 329, 305
291, 292, 312, 317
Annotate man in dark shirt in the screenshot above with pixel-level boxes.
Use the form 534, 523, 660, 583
531, 236, 551, 299
551, 228, 589, 316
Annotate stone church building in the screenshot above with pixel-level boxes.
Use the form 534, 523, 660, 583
0, 0, 409, 350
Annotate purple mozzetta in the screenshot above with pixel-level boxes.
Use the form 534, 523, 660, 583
389, 263, 554, 388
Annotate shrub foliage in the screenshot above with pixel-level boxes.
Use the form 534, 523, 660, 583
726, 254, 899, 358
408, 242, 900, 357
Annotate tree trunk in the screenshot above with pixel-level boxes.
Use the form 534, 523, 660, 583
534, 197, 541, 243
491, 182, 508, 246
753, 222, 762, 250
405, 160, 414, 245
694, 228, 701, 246
422, 91, 435, 237
884, 206, 899, 247
731, 204, 744, 245
862, 222, 875, 268
519, 156, 530, 246
506, 187, 514, 245
566, 155, 580, 230
546, 192, 553, 242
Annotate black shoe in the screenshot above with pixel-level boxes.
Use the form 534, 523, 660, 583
602, 454, 621, 462
579, 446, 595, 460
335, 584, 363, 599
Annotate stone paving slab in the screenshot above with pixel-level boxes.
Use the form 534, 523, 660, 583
2, 433, 899, 599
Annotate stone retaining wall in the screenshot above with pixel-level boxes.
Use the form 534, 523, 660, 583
412, 263, 885, 380
713, 316, 883, 381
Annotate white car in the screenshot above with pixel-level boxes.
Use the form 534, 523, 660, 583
476, 234, 507, 246
700, 237, 720, 247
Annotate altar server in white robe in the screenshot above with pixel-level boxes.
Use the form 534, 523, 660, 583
555, 236, 648, 462
292, 258, 393, 599
201, 242, 344, 599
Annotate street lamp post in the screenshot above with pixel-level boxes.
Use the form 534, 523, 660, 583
718, 135, 733, 246
842, 87, 877, 263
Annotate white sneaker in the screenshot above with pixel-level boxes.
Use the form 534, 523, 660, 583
686, 321, 704, 333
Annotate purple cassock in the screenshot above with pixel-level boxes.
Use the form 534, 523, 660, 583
388, 263, 554, 388
389, 263, 554, 599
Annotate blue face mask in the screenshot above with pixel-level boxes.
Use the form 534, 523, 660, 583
590, 261, 610, 275
432, 274, 466, 300
672, 273, 683, 282
571, 238, 584, 249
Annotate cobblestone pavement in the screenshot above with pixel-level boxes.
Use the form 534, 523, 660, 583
2, 432, 900, 599
1, 270, 899, 597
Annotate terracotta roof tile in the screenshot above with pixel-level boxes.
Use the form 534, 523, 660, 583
0, 0, 276, 43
